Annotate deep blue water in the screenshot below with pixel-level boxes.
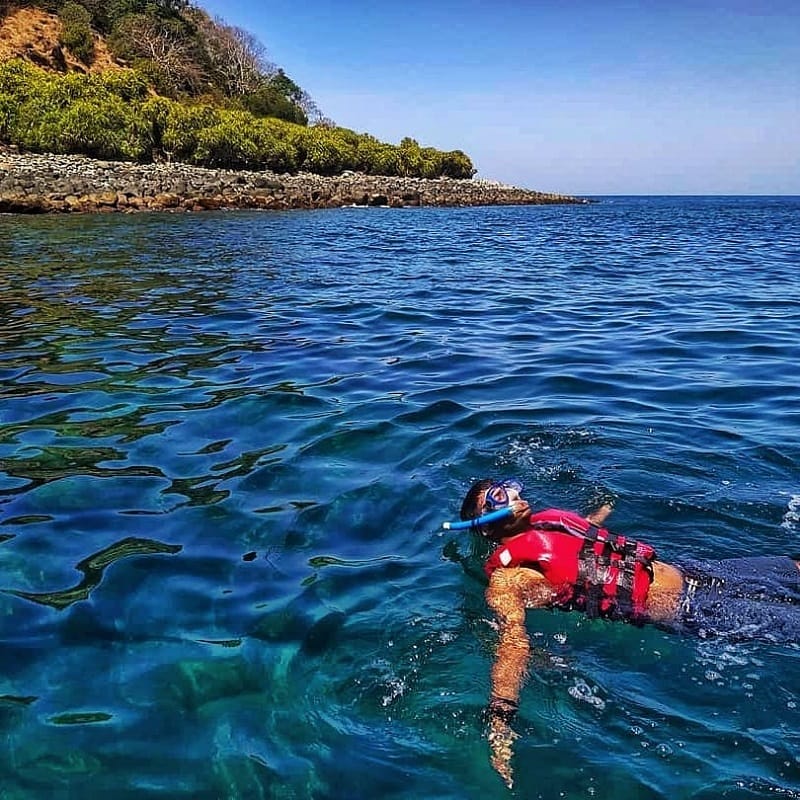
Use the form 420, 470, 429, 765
1, 196, 799, 800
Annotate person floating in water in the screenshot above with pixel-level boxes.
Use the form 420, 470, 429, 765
448, 478, 800, 788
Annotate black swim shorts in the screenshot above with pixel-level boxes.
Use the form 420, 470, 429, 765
672, 556, 800, 642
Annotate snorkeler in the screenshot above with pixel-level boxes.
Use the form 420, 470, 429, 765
448, 478, 800, 788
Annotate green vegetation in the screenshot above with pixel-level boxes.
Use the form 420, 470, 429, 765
58, 2, 94, 64
0, 0, 476, 177
0, 59, 476, 176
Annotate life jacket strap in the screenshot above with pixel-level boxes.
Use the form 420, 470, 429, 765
528, 511, 656, 622
575, 524, 651, 621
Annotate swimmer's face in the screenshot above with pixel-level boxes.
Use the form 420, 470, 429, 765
479, 481, 531, 539
482, 480, 523, 511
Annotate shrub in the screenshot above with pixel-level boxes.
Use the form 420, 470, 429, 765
187, 109, 301, 171
0, 60, 476, 178
0, 93, 18, 139
161, 102, 219, 161
419, 147, 444, 179
252, 119, 298, 172
59, 1, 95, 65
370, 144, 400, 176
12, 93, 144, 160
0, 58, 44, 101
139, 95, 174, 157
194, 110, 260, 168
440, 150, 476, 179
98, 68, 150, 102
73, 0, 113, 33
240, 85, 307, 125
293, 126, 357, 175
3, 64, 145, 159
353, 134, 398, 175
0, 62, 34, 139
58, 96, 145, 159
396, 137, 422, 177
22, 0, 60, 12
6, 68, 65, 150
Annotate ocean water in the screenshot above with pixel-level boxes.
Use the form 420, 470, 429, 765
1, 196, 799, 800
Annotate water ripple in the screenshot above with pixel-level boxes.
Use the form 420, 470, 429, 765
1, 198, 799, 798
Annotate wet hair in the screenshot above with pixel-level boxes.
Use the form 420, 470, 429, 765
459, 478, 494, 521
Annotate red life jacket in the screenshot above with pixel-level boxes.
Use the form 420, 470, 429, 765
484, 509, 656, 623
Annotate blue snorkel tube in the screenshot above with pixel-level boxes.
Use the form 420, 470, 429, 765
442, 506, 513, 531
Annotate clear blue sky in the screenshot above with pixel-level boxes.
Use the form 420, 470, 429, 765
197, 0, 799, 195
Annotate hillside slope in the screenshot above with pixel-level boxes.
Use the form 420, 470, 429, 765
0, 6, 119, 73
0, 2, 477, 180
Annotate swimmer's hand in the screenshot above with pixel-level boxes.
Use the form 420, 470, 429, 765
442, 540, 463, 564
485, 697, 518, 789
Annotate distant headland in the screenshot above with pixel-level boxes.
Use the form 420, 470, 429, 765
0, 2, 585, 212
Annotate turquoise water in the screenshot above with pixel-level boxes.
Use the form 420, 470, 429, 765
1, 197, 799, 799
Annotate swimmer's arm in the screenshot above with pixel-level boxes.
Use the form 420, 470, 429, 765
484, 568, 553, 788
586, 502, 614, 526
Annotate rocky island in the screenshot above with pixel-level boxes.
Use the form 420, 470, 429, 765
1, 4, 586, 214
0, 146, 586, 214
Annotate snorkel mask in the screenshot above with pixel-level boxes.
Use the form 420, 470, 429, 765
442, 479, 523, 532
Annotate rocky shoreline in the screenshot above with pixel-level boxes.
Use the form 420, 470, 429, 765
0, 147, 587, 214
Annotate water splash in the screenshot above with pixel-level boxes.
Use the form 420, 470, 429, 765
782, 494, 800, 531
567, 678, 606, 710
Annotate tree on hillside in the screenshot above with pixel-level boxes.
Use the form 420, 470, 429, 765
3, 0, 190, 26
192, 14, 314, 124
59, 1, 95, 64
109, 13, 203, 95
239, 83, 307, 125
2, 1, 321, 122
156, 0, 189, 12
196, 15, 269, 96
107, 0, 188, 25
55, 0, 192, 35
269, 68, 320, 123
